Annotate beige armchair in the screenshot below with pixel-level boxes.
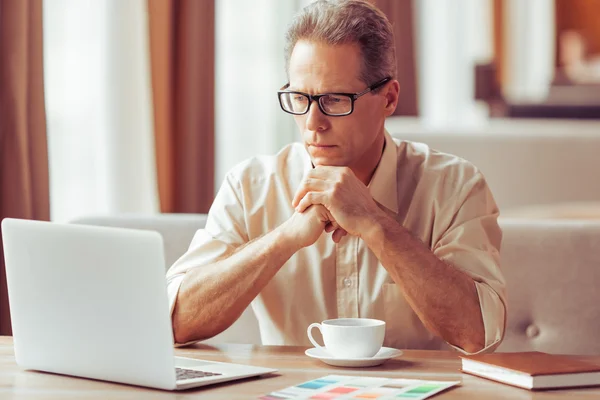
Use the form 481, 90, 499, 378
73, 214, 600, 355
386, 119, 600, 214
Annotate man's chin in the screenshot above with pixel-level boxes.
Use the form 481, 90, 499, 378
310, 156, 347, 168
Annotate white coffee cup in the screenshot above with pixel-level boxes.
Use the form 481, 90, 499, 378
307, 318, 385, 359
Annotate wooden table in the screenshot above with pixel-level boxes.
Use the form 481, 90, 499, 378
1, 337, 599, 399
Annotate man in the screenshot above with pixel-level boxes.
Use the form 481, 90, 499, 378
166, 0, 506, 354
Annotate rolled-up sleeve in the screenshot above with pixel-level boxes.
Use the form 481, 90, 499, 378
165, 172, 248, 324
432, 171, 507, 354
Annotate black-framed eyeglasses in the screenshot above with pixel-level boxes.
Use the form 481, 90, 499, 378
277, 77, 391, 117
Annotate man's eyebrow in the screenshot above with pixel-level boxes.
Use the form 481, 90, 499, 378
287, 86, 351, 93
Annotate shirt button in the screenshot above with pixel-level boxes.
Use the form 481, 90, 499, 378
343, 278, 352, 287
526, 324, 540, 338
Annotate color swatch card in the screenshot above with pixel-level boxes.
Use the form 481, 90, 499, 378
259, 375, 460, 399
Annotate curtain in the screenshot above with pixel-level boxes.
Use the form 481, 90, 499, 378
148, 0, 215, 213
372, 0, 419, 116
0, 0, 49, 335
555, 0, 600, 67
493, 0, 506, 90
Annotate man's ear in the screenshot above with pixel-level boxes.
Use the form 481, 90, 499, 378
383, 80, 400, 117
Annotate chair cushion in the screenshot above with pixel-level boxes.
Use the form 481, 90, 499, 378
71, 213, 600, 353
71, 213, 207, 268
497, 218, 600, 355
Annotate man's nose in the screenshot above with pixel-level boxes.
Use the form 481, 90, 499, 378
305, 99, 328, 132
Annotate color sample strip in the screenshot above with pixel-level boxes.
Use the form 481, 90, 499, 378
397, 393, 422, 398
308, 385, 361, 399
382, 382, 410, 389
396, 382, 454, 399
297, 377, 343, 390
259, 375, 459, 400
328, 386, 358, 394
310, 392, 341, 399
346, 377, 390, 388
298, 380, 330, 390
405, 384, 441, 394
353, 387, 398, 399
277, 389, 309, 397
266, 386, 318, 398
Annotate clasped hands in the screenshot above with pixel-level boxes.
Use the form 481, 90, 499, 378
291, 166, 382, 243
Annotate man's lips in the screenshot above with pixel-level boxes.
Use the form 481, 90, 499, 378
309, 143, 336, 148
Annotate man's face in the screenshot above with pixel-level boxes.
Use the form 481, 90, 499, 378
287, 40, 393, 172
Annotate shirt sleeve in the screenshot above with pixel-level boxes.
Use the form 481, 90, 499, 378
165, 172, 248, 345
432, 171, 507, 354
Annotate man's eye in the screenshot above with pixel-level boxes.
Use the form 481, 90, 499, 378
323, 96, 343, 104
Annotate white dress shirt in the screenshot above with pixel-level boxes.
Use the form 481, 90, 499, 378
166, 132, 506, 353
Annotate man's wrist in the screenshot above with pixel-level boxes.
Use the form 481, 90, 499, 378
361, 209, 403, 252
274, 220, 304, 254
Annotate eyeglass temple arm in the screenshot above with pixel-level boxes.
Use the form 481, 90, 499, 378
354, 77, 392, 99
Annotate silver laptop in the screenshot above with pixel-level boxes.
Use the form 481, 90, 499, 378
1, 218, 276, 391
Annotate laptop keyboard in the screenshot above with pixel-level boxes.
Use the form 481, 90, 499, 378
175, 367, 223, 381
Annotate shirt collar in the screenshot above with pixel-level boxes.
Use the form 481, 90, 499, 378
368, 130, 399, 214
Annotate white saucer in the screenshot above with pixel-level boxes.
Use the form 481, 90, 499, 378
305, 347, 403, 367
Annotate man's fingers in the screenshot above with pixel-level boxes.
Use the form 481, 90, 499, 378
324, 215, 342, 233
292, 178, 330, 208
309, 166, 348, 180
324, 208, 338, 226
296, 191, 328, 213
331, 228, 347, 243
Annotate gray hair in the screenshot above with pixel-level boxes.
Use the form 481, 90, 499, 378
284, 0, 396, 87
